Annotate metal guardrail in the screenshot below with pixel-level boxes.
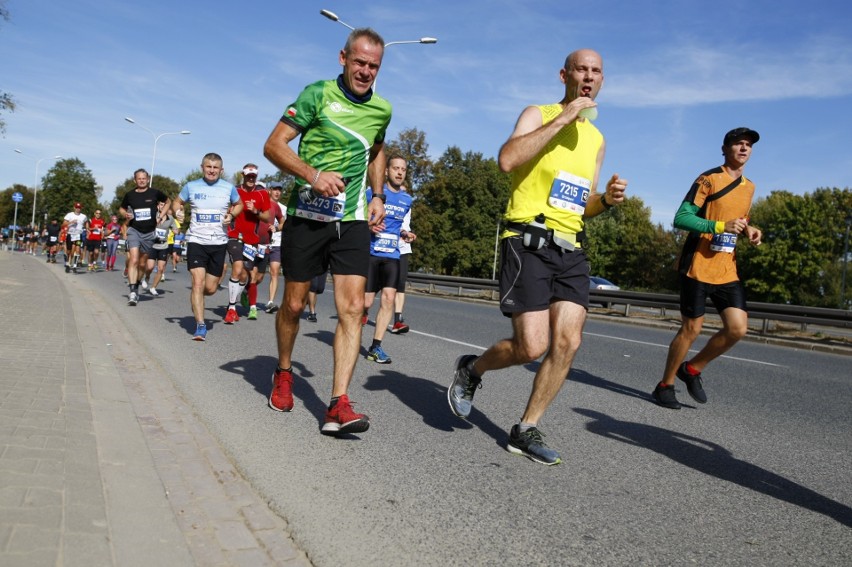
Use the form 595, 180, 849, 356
406, 273, 852, 331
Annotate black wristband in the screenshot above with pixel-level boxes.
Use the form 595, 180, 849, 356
601, 193, 613, 209
372, 193, 387, 204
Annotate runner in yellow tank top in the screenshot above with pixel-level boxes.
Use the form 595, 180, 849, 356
446, 48, 629, 466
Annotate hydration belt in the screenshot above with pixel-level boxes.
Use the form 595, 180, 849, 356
506, 222, 585, 252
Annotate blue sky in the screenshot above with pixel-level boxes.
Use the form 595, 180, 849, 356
2, 0, 850, 225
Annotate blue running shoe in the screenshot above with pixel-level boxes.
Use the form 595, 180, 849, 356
192, 323, 207, 341
366, 345, 391, 364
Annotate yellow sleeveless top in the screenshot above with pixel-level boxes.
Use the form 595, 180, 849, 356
503, 103, 603, 237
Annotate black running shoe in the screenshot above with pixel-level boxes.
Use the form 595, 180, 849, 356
676, 363, 707, 403
652, 383, 681, 409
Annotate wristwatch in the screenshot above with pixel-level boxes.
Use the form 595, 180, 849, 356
372, 193, 387, 204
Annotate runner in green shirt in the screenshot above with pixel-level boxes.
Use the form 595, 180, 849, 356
262, 27, 390, 436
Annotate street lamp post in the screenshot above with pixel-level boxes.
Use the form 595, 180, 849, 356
320, 9, 354, 30
124, 117, 191, 187
492, 219, 501, 281
319, 9, 437, 90
841, 215, 852, 309
14, 150, 62, 228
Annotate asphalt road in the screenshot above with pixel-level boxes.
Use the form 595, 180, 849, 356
64, 260, 851, 566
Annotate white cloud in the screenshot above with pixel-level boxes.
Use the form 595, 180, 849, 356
604, 36, 852, 107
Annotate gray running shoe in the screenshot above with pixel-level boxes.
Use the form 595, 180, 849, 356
507, 425, 562, 466
127, 291, 139, 306
447, 354, 481, 419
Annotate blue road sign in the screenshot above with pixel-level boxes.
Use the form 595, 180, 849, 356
12, 192, 23, 203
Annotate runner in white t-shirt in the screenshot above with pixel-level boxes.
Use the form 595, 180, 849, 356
172, 153, 243, 341
61, 202, 87, 273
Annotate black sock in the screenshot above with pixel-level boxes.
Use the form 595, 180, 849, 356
394, 312, 402, 324
371, 339, 382, 350
329, 396, 340, 410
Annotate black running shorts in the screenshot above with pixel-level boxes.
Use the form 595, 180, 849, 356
679, 274, 747, 318
366, 256, 400, 293
396, 253, 409, 293
186, 242, 227, 278
281, 217, 370, 282
498, 237, 590, 316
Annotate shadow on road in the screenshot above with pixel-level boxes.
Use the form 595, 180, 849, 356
574, 407, 852, 528
164, 315, 202, 334
363, 370, 507, 446
522, 363, 698, 409
220, 356, 333, 431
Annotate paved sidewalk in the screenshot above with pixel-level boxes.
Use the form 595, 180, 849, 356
0, 251, 311, 566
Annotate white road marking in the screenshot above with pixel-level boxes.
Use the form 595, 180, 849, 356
583, 332, 785, 367
409, 329, 784, 368
410, 330, 487, 351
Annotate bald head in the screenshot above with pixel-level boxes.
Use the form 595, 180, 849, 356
561, 49, 604, 102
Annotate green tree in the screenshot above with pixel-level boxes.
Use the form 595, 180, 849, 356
414, 146, 510, 277
739, 187, 852, 307
0, 2, 14, 136
40, 159, 99, 224
0, 184, 32, 227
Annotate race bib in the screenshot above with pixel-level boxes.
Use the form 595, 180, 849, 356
134, 208, 152, 221
373, 232, 399, 254
193, 212, 222, 223
49, 236, 57, 242
271, 231, 282, 247
155, 228, 168, 241
710, 232, 737, 253
548, 170, 591, 215
69, 233, 81, 242
293, 187, 345, 222
91, 229, 101, 235
256, 246, 266, 259
242, 243, 257, 261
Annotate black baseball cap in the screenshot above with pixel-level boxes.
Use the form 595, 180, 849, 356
723, 127, 760, 146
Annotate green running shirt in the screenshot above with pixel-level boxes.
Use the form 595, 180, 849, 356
281, 77, 392, 222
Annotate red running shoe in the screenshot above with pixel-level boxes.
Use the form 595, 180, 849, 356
268, 368, 294, 412
361, 314, 368, 326
224, 308, 239, 324
321, 395, 369, 435
390, 321, 410, 334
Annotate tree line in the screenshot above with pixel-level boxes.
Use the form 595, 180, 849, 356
1, 128, 849, 309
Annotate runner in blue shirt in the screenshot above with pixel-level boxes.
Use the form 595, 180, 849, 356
363, 155, 415, 364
